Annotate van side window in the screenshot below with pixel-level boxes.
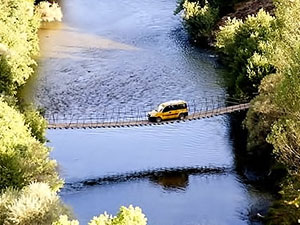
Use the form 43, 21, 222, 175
177, 104, 186, 109
163, 106, 171, 112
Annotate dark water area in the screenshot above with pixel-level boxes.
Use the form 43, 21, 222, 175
22, 0, 272, 224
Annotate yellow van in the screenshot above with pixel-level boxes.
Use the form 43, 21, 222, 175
148, 100, 188, 122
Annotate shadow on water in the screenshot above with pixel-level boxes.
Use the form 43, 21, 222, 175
63, 166, 230, 192
227, 112, 278, 224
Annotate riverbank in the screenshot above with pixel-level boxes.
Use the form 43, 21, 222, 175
0, 1, 68, 224
179, 0, 300, 223
0, 1, 148, 224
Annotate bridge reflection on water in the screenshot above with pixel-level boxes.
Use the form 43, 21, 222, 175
63, 166, 229, 193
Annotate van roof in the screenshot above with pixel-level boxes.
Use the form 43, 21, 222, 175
159, 100, 187, 107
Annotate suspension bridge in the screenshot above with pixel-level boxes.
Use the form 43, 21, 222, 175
45, 96, 250, 129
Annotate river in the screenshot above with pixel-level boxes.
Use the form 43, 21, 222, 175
22, 0, 271, 224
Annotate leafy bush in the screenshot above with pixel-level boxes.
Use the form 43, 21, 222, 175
0, 100, 62, 190
268, 119, 300, 170
266, 175, 300, 225
0, 182, 69, 225
0, 0, 40, 95
53, 215, 79, 225
267, 43, 300, 171
52, 205, 147, 225
175, 0, 241, 17
245, 1, 300, 221
181, 0, 218, 41
246, 0, 300, 171
35, 1, 63, 22
22, 105, 48, 143
216, 9, 276, 98
244, 73, 282, 152
89, 205, 147, 225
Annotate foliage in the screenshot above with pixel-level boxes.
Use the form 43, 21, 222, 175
246, 0, 300, 172
268, 119, 300, 171
22, 105, 48, 143
88, 213, 112, 225
244, 73, 282, 152
175, 0, 241, 16
216, 9, 276, 98
52, 206, 147, 225
53, 215, 79, 225
217, 0, 300, 221
181, 0, 219, 41
244, 0, 300, 221
89, 205, 147, 225
0, 182, 69, 225
0, 0, 40, 95
266, 175, 300, 225
267, 42, 300, 171
0, 100, 62, 190
35, 1, 63, 22
0, 1, 149, 225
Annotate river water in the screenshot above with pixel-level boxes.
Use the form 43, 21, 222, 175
22, 0, 270, 224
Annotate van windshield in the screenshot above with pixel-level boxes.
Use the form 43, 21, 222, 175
157, 104, 164, 112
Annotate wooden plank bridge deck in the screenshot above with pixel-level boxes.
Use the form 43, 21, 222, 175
47, 102, 250, 129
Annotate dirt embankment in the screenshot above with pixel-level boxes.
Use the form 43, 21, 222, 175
208, 0, 274, 45
218, 0, 275, 28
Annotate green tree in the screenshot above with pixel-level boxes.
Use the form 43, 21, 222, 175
180, 0, 219, 42
244, 0, 300, 221
175, 0, 241, 17
0, 100, 62, 190
52, 206, 147, 225
264, 0, 300, 171
216, 9, 276, 98
244, 73, 283, 153
266, 175, 300, 225
0, 182, 69, 225
0, 0, 40, 95
53, 215, 79, 225
35, 1, 63, 22
22, 105, 48, 143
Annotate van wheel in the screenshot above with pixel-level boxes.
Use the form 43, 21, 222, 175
179, 114, 185, 120
156, 117, 162, 123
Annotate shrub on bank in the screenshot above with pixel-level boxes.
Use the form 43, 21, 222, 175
214, 0, 300, 222
244, 73, 282, 153
175, 0, 241, 19
35, 1, 63, 22
265, 0, 300, 172
0, 1, 148, 225
228, 0, 300, 222
245, 0, 300, 171
181, 0, 219, 42
22, 105, 48, 143
266, 175, 300, 225
52, 205, 147, 225
0, 100, 62, 190
216, 9, 276, 98
0, 0, 40, 95
0, 182, 69, 225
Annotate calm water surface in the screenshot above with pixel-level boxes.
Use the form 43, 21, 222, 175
23, 0, 271, 224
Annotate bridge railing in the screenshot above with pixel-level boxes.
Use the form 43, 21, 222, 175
44, 96, 249, 126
